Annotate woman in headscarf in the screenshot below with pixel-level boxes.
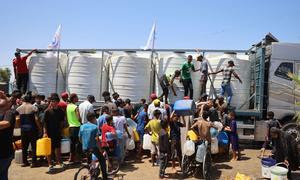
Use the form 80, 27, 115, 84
270, 127, 299, 179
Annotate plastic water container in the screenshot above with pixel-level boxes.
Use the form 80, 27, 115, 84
196, 143, 206, 163
213, 121, 223, 132
127, 118, 137, 129
210, 127, 218, 138
261, 158, 276, 178
116, 130, 123, 139
106, 132, 115, 141
217, 131, 229, 145
270, 163, 288, 180
133, 129, 140, 142
142, 134, 152, 150
36, 138, 51, 156
211, 137, 219, 154
173, 100, 196, 116
183, 140, 195, 156
61, 139, 71, 154
187, 130, 198, 141
14, 150, 23, 164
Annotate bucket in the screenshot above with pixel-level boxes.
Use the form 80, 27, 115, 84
261, 158, 276, 178
14, 150, 23, 164
36, 138, 51, 156
61, 139, 71, 154
217, 131, 229, 145
270, 163, 288, 180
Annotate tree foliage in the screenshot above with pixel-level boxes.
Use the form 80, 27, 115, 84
0, 68, 11, 83
288, 72, 300, 124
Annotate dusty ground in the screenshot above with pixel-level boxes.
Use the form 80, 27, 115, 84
8, 148, 300, 180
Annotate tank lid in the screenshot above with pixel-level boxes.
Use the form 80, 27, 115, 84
173, 51, 185, 54
224, 52, 237, 55
78, 50, 96, 54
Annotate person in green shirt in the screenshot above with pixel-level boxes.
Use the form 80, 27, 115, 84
66, 93, 82, 163
158, 70, 181, 104
181, 55, 197, 99
145, 109, 162, 166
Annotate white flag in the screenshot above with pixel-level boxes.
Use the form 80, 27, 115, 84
142, 22, 156, 50
48, 24, 62, 50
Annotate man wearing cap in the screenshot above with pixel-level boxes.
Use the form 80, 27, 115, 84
13, 49, 37, 94
79, 95, 95, 124
58, 92, 69, 112
209, 60, 242, 105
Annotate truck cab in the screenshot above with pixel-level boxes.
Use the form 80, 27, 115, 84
236, 34, 300, 143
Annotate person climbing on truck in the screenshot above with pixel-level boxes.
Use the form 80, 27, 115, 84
209, 60, 242, 106
158, 70, 181, 104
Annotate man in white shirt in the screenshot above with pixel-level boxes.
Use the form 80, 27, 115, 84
148, 99, 166, 120
79, 95, 95, 124
112, 109, 131, 163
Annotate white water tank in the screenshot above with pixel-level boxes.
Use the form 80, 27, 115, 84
28, 53, 67, 97
109, 52, 151, 102
66, 53, 103, 101
206, 52, 250, 109
157, 52, 186, 104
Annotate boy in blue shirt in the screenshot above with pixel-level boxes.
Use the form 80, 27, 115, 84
97, 106, 109, 134
79, 112, 108, 180
134, 104, 148, 159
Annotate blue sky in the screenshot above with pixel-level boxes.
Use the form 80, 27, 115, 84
1, 0, 300, 67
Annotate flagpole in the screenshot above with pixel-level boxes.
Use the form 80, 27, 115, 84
150, 23, 156, 95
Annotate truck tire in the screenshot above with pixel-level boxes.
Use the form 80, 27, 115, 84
281, 123, 300, 143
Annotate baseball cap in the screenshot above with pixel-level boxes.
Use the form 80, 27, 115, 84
153, 99, 161, 106
61, 92, 69, 99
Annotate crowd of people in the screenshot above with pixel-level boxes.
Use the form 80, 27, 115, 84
0, 87, 245, 180
0, 52, 298, 180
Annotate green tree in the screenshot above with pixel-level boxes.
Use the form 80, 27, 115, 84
0, 68, 11, 83
288, 72, 300, 124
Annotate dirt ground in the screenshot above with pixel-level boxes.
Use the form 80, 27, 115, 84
8, 148, 300, 180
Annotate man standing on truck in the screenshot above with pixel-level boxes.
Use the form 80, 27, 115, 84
158, 70, 181, 104
197, 55, 209, 96
181, 55, 198, 99
209, 60, 242, 106
13, 49, 37, 94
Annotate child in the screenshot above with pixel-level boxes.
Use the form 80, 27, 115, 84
159, 120, 170, 179
134, 104, 148, 159
169, 111, 185, 172
225, 111, 240, 161
78, 112, 108, 180
145, 109, 162, 166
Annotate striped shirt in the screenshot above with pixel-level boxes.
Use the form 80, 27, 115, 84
222, 66, 234, 85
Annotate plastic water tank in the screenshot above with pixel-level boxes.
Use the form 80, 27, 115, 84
28, 53, 67, 97
67, 52, 103, 101
109, 52, 151, 102
206, 52, 250, 109
157, 52, 186, 104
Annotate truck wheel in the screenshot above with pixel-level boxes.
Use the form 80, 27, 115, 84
281, 123, 300, 143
